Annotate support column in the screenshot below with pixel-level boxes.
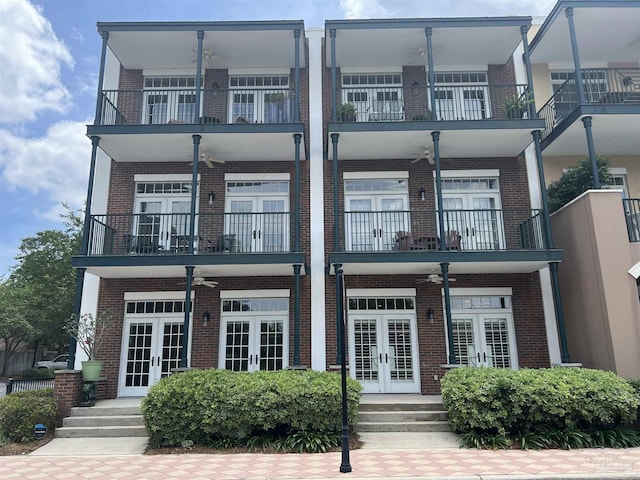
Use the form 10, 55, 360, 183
520, 25, 536, 118
294, 29, 301, 123
330, 29, 337, 122
582, 116, 600, 188
94, 32, 109, 125
294, 133, 302, 252
336, 266, 352, 473
532, 129, 570, 363
194, 31, 204, 124
181, 266, 194, 368
425, 27, 436, 118
293, 264, 301, 366
332, 132, 341, 365
440, 262, 456, 365
69, 135, 101, 369
189, 135, 201, 254
566, 7, 586, 105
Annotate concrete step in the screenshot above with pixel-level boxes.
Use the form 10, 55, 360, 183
55, 425, 148, 438
70, 406, 142, 417
358, 402, 444, 412
357, 420, 452, 433
63, 415, 144, 428
358, 410, 448, 423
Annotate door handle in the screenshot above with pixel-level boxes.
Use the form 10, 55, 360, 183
379, 353, 382, 363
472, 228, 475, 236
477, 352, 481, 363
253, 230, 256, 239
157, 357, 161, 368
373, 229, 377, 237
151, 356, 154, 366
483, 352, 486, 363
379, 229, 382, 238
249, 355, 252, 365
385, 353, 388, 363
466, 227, 469, 236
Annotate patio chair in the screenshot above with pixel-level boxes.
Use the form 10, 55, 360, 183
445, 230, 462, 250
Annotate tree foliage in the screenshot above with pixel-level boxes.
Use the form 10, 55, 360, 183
0, 206, 82, 372
547, 157, 613, 213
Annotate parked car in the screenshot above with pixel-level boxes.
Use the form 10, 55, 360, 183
35, 354, 69, 370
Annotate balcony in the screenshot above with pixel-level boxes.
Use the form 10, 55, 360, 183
73, 212, 305, 278
329, 208, 561, 275
538, 68, 640, 153
624, 198, 640, 243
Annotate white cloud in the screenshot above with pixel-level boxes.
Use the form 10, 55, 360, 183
0, 0, 74, 123
340, 0, 388, 19
0, 120, 91, 220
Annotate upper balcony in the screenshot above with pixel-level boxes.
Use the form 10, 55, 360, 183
89, 21, 306, 163
529, 1, 640, 155
324, 17, 545, 160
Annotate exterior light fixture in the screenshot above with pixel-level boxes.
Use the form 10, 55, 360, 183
208, 191, 215, 204
412, 80, 420, 95
203, 310, 210, 326
427, 307, 434, 322
419, 186, 426, 201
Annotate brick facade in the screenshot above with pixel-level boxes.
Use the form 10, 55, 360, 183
53, 370, 83, 424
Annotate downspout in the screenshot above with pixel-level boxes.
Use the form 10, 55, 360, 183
331, 133, 340, 363
93, 31, 109, 125
293, 133, 302, 366
194, 31, 204, 124
294, 29, 301, 122
330, 29, 337, 122
425, 27, 437, 118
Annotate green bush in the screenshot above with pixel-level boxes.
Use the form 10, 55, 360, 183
627, 379, 640, 398
442, 368, 639, 437
0, 389, 58, 443
21, 368, 55, 379
142, 369, 362, 448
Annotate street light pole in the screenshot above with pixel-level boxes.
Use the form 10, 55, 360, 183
336, 267, 352, 473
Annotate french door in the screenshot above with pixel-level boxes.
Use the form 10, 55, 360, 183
441, 192, 503, 250
450, 313, 517, 368
432, 86, 490, 120
143, 91, 197, 124
349, 314, 420, 393
225, 196, 289, 253
134, 197, 192, 253
119, 317, 186, 396
345, 195, 408, 251
220, 316, 288, 372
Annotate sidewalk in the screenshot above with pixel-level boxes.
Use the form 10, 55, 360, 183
1, 447, 639, 479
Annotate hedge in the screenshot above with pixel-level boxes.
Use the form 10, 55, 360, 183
0, 389, 58, 443
142, 369, 362, 447
441, 367, 639, 436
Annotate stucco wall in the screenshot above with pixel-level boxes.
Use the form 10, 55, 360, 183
550, 190, 640, 378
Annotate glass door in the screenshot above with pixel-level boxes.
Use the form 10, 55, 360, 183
225, 196, 289, 253
349, 314, 420, 393
450, 314, 516, 368
134, 197, 192, 253
220, 315, 287, 372
345, 194, 409, 251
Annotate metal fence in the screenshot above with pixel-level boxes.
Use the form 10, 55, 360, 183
623, 198, 640, 243
6, 378, 54, 395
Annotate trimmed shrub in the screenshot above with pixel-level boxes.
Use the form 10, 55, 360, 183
0, 389, 58, 443
628, 379, 640, 399
142, 369, 362, 448
21, 368, 55, 380
442, 368, 639, 436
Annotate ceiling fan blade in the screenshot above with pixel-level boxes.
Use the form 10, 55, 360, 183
427, 155, 435, 165
210, 157, 225, 164
203, 158, 214, 169
411, 156, 424, 163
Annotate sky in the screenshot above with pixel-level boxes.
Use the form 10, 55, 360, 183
0, 0, 558, 276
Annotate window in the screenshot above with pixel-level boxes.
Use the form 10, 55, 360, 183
431, 72, 490, 120
342, 73, 403, 122
143, 76, 198, 124
228, 75, 291, 123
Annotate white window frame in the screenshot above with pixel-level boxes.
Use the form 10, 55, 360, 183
142, 76, 199, 124
341, 72, 403, 122
430, 72, 490, 120
227, 75, 291, 124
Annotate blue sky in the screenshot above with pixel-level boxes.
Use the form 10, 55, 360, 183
0, 0, 557, 276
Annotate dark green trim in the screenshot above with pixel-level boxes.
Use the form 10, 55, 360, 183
72, 253, 306, 269
540, 104, 640, 151
87, 123, 305, 136
581, 116, 600, 188
550, 262, 570, 363
325, 17, 532, 30
440, 262, 456, 365
328, 118, 545, 134
293, 264, 301, 366
181, 265, 194, 368
94, 32, 109, 125
328, 250, 563, 267
529, 1, 638, 55
98, 20, 306, 33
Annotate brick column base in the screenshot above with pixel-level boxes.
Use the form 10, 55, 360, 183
53, 370, 83, 425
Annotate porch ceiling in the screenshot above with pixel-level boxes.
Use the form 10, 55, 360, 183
104, 26, 306, 70
327, 124, 538, 160
92, 130, 302, 162
542, 112, 640, 155
325, 24, 526, 67
529, 5, 640, 65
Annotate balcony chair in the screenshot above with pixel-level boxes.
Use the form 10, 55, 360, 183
445, 230, 462, 251
395, 231, 438, 251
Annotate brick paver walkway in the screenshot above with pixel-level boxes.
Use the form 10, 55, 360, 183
1, 448, 640, 479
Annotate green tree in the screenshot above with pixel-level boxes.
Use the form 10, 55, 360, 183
0, 278, 35, 375
547, 157, 613, 213
8, 206, 82, 353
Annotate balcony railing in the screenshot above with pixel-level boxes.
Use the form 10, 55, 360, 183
538, 68, 640, 140
97, 88, 295, 126
338, 208, 546, 253
86, 212, 293, 256
623, 198, 640, 243
336, 84, 531, 123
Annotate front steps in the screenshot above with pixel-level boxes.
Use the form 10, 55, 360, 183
357, 395, 452, 433
56, 399, 147, 438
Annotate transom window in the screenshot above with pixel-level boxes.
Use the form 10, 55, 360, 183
125, 300, 187, 314
144, 76, 196, 88
229, 75, 289, 87
433, 72, 487, 84
136, 182, 192, 195
222, 298, 289, 312
442, 178, 499, 191
345, 179, 408, 193
342, 74, 402, 85
348, 297, 415, 311
451, 296, 511, 310
226, 181, 289, 194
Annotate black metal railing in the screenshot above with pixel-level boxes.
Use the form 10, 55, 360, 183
339, 208, 546, 252
623, 198, 640, 243
86, 212, 293, 256
538, 68, 640, 140
98, 88, 295, 126
336, 84, 531, 123
6, 378, 55, 395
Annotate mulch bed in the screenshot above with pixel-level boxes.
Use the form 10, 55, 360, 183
0, 436, 53, 456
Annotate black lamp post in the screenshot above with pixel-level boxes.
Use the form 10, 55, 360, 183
336, 267, 352, 473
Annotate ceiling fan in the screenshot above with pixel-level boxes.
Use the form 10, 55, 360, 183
190, 48, 220, 66
178, 276, 219, 288
405, 46, 427, 57
411, 146, 434, 165
416, 273, 456, 285
189, 149, 225, 169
